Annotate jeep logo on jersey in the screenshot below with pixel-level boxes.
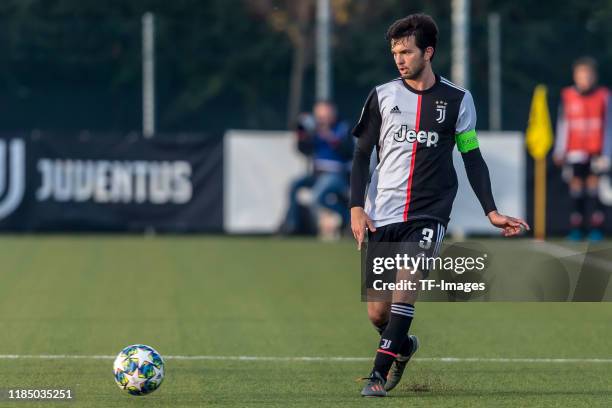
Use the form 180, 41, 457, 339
435, 100, 447, 123
0, 139, 26, 220
393, 126, 439, 147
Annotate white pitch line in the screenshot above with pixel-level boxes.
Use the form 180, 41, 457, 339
416, 357, 612, 363
0, 355, 611, 363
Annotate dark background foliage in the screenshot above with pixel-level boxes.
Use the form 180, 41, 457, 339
0, 0, 610, 133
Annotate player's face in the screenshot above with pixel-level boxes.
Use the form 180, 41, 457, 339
314, 102, 336, 128
391, 36, 431, 80
573, 65, 597, 92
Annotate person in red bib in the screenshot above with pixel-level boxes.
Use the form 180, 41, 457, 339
553, 57, 612, 241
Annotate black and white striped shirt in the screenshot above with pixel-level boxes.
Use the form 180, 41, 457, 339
350, 74, 496, 227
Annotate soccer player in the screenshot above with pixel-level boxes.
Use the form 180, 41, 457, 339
553, 57, 612, 241
349, 14, 530, 397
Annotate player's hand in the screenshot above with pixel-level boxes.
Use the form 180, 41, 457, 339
487, 210, 530, 237
592, 155, 610, 173
553, 155, 565, 167
351, 207, 376, 250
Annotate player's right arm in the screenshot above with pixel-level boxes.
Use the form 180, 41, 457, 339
350, 88, 380, 249
553, 95, 568, 166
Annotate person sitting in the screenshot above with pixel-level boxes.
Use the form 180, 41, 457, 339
281, 100, 353, 237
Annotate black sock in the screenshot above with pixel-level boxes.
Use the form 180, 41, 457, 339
373, 321, 413, 355
586, 187, 604, 228
570, 188, 585, 230
372, 303, 414, 377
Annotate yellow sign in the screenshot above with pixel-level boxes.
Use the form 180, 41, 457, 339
525, 85, 554, 160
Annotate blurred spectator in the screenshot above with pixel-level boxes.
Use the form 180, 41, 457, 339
553, 57, 612, 241
281, 101, 353, 237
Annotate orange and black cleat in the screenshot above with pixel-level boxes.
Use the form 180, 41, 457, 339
360, 371, 387, 397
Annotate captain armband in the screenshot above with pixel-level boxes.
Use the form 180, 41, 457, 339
456, 129, 479, 153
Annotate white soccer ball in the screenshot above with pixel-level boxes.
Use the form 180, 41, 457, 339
113, 344, 165, 395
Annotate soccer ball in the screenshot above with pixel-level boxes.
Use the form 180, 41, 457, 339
113, 344, 165, 395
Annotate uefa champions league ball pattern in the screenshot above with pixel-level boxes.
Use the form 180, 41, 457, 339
113, 344, 165, 395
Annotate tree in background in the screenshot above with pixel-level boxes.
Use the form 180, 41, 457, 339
0, 0, 611, 132
245, 0, 354, 126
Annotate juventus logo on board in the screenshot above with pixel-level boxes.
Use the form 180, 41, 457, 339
380, 339, 392, 349
435, 100, 447, 123
0, 139, 26, 220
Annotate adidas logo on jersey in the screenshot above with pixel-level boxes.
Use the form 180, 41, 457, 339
393, 127, 439, 147
390, 105, 401, 114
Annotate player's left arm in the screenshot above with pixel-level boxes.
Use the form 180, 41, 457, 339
600, 89, 612, 168
456, 91, 530, 237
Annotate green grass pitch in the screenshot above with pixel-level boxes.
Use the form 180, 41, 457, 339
0, 236, 611, 407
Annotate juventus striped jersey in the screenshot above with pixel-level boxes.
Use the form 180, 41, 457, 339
350, 74, 497, 227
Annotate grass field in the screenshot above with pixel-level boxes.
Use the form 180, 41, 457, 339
0, 236, 611, 407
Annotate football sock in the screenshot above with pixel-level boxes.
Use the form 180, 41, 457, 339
372, 303, 414, 377
374, 320, 414, 356
569, 188, 585, 229
373, 321, 387, 335
586, 187, 604, 228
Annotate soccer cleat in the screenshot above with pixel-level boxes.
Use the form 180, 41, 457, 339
567, 229, 583, 242
384, 335, 419, 391
360, 371, 387, 397
587, 229, 604, 242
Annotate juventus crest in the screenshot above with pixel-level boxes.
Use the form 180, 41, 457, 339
380, 338, 392, 349
435, 100, 447, 123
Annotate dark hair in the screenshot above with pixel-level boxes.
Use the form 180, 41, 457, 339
386, 14, 438, 61
572, 56, 598, 73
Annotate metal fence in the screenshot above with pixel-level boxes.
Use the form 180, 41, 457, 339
0, 13, 610, 134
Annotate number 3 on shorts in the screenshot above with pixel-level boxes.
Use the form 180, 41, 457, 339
419, 228, 434, 249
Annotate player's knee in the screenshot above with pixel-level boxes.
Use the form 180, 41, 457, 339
569, 179, 584, 196
586, 176, 599, 192
367, 309, 388, 327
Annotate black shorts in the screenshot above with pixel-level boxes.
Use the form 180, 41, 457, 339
364, 219, 446, 287
570, 158, 603, 179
